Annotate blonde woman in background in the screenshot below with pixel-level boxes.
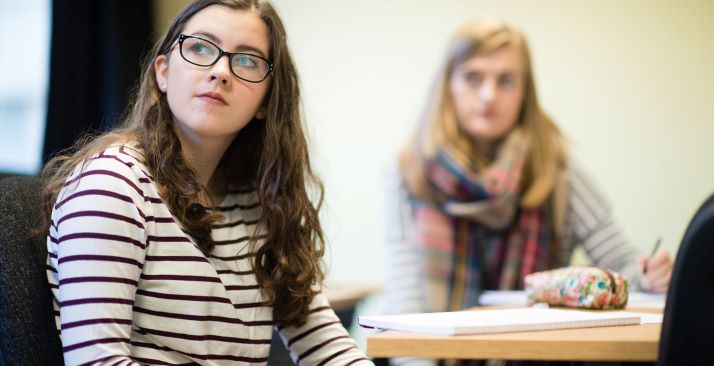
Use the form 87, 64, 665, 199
385, 18, 672, 366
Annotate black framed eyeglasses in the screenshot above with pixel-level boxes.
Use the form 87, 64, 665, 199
174, 34, 273, 83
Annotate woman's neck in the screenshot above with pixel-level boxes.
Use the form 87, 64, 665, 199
472, 139, 500, 162
173, 126, 235, 205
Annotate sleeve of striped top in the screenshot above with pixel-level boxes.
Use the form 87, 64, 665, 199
47, 154, 149, 366
565, 162, 645, 290
275, 293, 373, 365
384, 168, 428, 314
382, 166, 437, 366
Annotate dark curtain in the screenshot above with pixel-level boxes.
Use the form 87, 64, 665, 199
43, 0, 154, 161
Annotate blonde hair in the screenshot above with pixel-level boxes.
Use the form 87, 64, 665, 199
400, 18, 566, 208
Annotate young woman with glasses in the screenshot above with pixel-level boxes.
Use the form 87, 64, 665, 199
42, 1, 373, 365
385, 19, 673, 365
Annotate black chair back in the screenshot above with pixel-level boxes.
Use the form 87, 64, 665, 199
658, 192, 714, 365
0, 176, 64, 365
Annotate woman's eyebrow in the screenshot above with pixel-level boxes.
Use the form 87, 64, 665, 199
190, 30, 268, 58
191, 31, 222, 44
499, 69, 521, 75
233, 44, 267, 58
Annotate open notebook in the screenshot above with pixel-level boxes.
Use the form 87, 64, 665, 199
358, 308, 641, 336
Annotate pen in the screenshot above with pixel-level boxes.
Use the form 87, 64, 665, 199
643, 237, 662, 274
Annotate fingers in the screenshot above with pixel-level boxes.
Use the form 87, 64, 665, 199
640, 249, 674, 292
649, 249, 672, 268
651, 269, 672, 292
641, 274, 669, 293
647, 263, 672, 292
647, 250, 673, 277
647, 258, 671, 279
637, 255, 648, 269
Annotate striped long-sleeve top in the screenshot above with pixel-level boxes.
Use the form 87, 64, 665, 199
46, 144, 373, 366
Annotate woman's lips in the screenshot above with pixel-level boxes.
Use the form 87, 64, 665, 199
479, 109, 494, 118
197, 92, 228, 105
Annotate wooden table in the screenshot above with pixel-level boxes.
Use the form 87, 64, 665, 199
366, 308, 661, 361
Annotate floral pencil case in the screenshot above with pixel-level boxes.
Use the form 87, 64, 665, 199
523, 266, 629, 309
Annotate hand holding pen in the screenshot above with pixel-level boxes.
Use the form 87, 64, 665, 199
643, 238, 661, 274
639, 237, 673, 293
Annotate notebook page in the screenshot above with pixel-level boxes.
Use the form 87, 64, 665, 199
359, 308, 641, 335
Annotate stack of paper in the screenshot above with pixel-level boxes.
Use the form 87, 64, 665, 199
358, 308, 642, 335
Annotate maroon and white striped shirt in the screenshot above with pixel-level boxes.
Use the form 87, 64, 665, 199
46, 144, 372, 366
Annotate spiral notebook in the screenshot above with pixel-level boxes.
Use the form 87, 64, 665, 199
358, 308, 641, 336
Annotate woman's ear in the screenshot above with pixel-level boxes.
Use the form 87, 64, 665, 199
155, 54, 169, 93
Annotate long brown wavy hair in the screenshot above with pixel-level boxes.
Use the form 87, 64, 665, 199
41, 0, 325, 327
400, 18, 567, 209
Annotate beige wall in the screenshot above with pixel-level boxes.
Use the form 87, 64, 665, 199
152, 0, 191, 36
153, 1, 714, 284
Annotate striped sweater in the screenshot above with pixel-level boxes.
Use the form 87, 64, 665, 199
46, 145, 373, 366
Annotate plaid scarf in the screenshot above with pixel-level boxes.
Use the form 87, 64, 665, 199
413, 130, 552, 312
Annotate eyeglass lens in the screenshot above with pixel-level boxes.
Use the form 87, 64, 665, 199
180, 36, 270, 82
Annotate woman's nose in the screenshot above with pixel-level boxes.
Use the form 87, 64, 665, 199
208, 54, 232, 85
479, 78, 496, 102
